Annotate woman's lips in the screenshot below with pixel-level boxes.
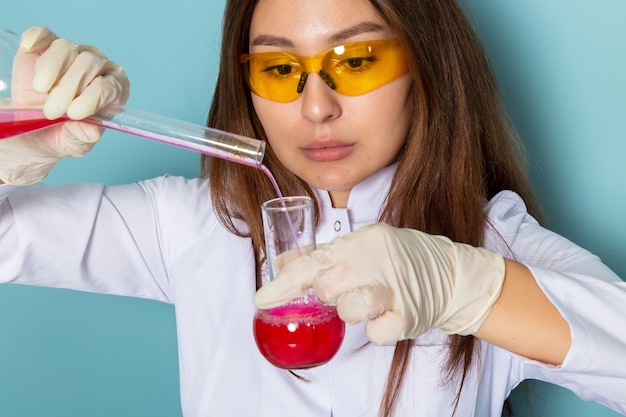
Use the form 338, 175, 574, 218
301, 140, 354, 162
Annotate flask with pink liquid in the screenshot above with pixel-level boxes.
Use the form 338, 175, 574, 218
254, 196, 345, 369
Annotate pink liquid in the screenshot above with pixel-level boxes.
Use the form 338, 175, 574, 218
0, 113, 69, 138
253, 297, 345, 369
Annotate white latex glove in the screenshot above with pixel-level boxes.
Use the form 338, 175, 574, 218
0, 26, 130, 185
254, 223, 505, 345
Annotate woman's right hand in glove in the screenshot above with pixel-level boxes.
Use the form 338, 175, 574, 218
0, 26, 130, 185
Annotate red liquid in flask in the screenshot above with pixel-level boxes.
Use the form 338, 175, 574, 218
253, 295, 345, 369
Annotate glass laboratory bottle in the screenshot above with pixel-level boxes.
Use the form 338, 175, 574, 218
253, 196, 345, 369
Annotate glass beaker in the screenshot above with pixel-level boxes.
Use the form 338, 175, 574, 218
253, 196, 345, 369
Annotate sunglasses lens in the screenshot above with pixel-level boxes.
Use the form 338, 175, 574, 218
242, 53, 303, 102
241, 39, 407, 102
324, 39, 408, 96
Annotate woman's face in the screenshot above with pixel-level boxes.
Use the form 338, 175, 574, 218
249, 0, 413, 207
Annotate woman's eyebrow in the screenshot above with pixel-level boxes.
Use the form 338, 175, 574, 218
251, 35, 294, 47
328, 22, 387, 43
251, 21, 387, 47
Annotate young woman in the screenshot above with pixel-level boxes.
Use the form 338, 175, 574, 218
1, 0, 625, 416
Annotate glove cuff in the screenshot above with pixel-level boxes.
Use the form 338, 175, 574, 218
438, 244, 506, 335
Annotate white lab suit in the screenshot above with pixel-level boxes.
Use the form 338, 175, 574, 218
0, 163, 625, 417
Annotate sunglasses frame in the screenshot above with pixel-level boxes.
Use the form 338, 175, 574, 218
240, 38, 409, 102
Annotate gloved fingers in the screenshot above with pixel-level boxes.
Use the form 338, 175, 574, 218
31, 38, 82, 95
305, 236, 372, 301
15, 27, 129, 120
37, 42, 112, 119
271, 245, 318, 279
311, 259, 384, 306
310, 261, 352, 304
11, 27, 58, 107
59, 122, 103, 156
365, 311, 409, 346
334, 284, 394, 325
66, 61, 130, 120
272, 247, 305, 271
19, 26, 58, 53
254, 254, 322, 309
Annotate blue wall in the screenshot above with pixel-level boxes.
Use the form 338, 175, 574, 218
463, 2, 625, 416
1, 1, 624, 416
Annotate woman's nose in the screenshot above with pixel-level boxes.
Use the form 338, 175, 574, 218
299, 72, 342, 123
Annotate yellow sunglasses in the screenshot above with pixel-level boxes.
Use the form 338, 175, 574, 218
240, 38, 409, 103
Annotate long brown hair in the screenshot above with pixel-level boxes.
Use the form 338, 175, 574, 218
202, 0, 542, 415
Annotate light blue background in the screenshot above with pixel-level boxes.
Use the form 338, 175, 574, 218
1, 1, 624, 416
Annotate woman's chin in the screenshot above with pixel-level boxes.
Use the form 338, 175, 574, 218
305, 177, 354, 193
